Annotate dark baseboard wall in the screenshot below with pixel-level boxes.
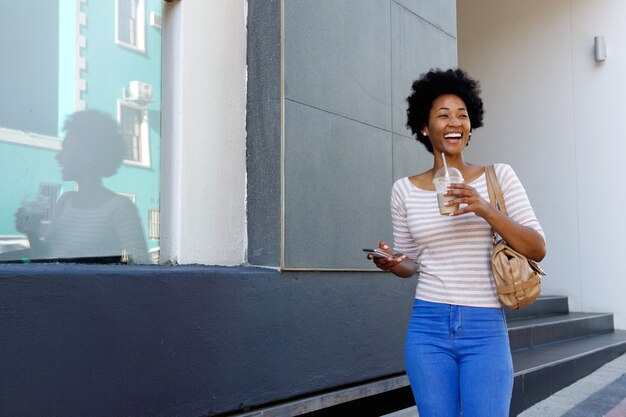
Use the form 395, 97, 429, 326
0, 263, 416, 417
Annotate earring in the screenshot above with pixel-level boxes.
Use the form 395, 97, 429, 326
421, 131, 428, 136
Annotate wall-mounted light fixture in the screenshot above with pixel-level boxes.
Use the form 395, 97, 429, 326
594, 36, 607, 62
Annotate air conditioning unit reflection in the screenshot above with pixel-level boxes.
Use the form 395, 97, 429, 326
150, 12, 163, 29
126, 81, 153, 102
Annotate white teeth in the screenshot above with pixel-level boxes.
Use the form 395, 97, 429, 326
444, 133, 462, 138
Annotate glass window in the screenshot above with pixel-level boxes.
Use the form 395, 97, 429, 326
148, 209, 160, 240
0, 0, 162, 264
116, 0, 146, 51
119, 100, 150, 166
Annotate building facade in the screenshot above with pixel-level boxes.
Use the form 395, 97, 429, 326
2, 1, 626, 416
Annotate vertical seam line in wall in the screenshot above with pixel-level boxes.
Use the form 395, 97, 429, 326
280, 0, 286, 270
390, 0, 394, 187
568, 0, 583, 307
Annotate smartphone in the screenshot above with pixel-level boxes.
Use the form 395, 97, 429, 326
363, 248, 391, 258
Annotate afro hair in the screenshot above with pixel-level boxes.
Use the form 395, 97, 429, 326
406, 68, 484, 153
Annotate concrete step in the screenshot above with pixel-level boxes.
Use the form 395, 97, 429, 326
508, 312, 615, 352
511, 330, 626, 415
505, 295, 569, 321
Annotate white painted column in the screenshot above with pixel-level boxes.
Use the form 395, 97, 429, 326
161, 0, 247, 265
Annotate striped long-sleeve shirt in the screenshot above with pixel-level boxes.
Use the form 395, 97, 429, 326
44, 192, 150, 264
391, 163, 545, 308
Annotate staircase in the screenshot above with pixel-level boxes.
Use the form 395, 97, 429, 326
377, 295, 626, 417
250, 296, 626, 417
508, 295, 626, 415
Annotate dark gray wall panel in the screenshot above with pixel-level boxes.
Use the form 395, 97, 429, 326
392, 133, 433, 181
393, 0, 457, 36
247, 0, 281, 102
284, 100, 393, 269
247, 98, 282, 266
391, 2, 458, 138
285, 0, 392, 131
248, 1, 458, 269
0, 264, 416, 417
247, 0, 282, 266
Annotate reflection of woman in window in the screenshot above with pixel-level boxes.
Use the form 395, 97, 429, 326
16, 110, 150, 264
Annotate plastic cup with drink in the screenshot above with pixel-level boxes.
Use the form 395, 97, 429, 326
16, 193, 49, 234
432, 153, 464, 215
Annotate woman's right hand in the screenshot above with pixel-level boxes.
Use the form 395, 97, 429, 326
14, 206, 47, 257
367, 240, 407, 271
15, 207, 43, 235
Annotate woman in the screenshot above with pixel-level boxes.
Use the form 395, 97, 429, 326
15, 110, 150, 264
368, 68, 545, 417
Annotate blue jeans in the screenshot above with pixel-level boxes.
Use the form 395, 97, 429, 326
404, 299, 513, 417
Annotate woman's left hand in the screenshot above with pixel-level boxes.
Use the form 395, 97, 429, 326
445, 183, 546, 262
445, 183, 493, 218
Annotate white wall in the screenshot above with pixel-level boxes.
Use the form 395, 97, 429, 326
161, 1, 247, 265
458, 0, 626, 328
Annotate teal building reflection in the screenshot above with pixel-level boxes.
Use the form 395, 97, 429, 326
0, 0, 162, 263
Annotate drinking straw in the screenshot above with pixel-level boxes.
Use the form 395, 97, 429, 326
441, 152, 450, 178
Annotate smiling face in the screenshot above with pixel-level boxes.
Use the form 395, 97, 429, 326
422, 94, 471, 156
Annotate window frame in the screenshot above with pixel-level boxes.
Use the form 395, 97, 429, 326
0, 128, 62, 151
115, 0, 146, 52
117, 99, 151, 168
147, 208, 160, 241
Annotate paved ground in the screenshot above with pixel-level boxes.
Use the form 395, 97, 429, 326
382, 353, 626, 417
383, 407, 417, 417
519, 353, 626, 417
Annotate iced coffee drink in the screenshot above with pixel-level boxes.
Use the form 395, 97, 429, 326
433, 167, 464, 215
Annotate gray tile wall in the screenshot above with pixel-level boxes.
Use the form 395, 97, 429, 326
394, 0, 457, 36
391, 2, 458, 138
248, 0, 457, 268
284, 100, 392, 268
285, 0, 392, 131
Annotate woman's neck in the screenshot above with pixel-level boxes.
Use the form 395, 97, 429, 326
76, 177, 105, 191
432, 152, 468, 172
